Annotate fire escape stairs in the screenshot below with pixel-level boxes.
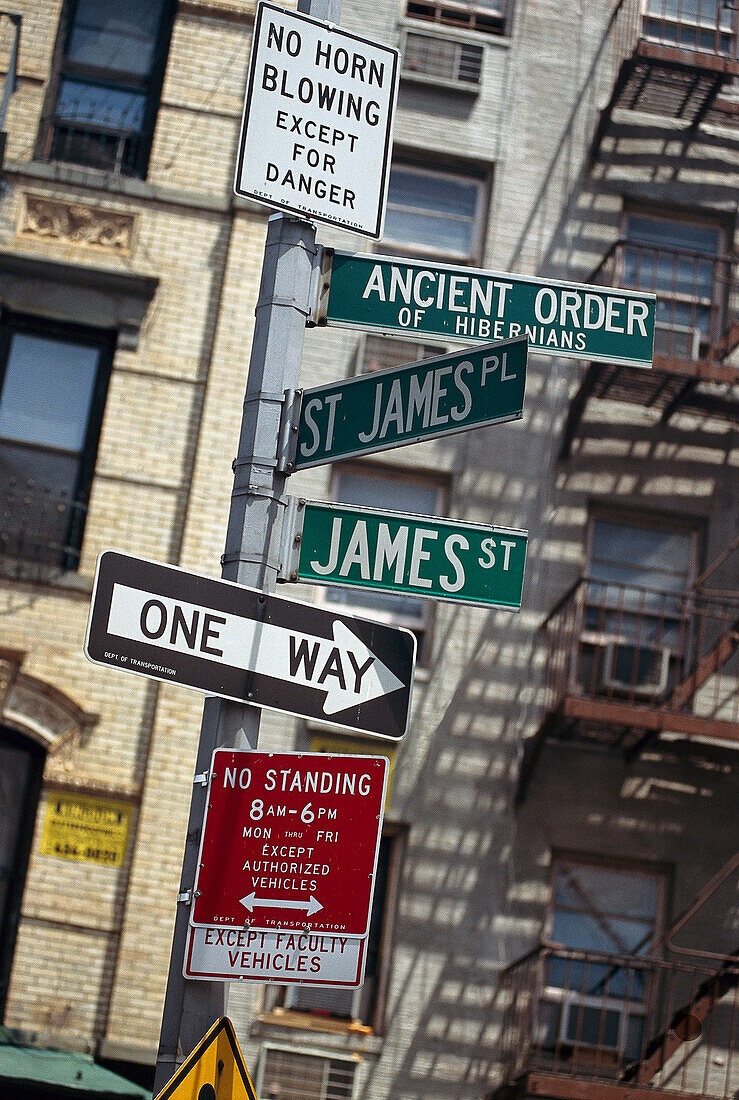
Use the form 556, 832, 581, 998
668, 619, 739, 712
620, 950, 739, 1088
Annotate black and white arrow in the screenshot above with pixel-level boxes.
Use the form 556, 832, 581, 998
106, 584, 404, 715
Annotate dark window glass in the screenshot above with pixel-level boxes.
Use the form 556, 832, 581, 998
42, 0, 175, 177
0, 315, 115, 572
0, 727, 45, 1013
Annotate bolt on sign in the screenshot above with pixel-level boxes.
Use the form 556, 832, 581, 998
234, 2, 399, 237
190, 750, 388, 939
281, 498, 528, 611
312, 249, 656, 367
291, 336, 528, 470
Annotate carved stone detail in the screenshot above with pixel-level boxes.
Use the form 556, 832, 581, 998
1, 653, 99, 762
19, 194, 136, 254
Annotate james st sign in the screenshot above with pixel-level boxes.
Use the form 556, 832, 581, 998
312, 249, 656, 367
280, 498, 528, 611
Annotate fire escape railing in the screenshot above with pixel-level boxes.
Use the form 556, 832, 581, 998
589, 239, 737, 370
611, 0, 739, 71
537, 574, 738, 729
497, 945, 738, 1098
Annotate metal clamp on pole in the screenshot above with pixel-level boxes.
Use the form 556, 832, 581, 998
278, 496, 307, 581
308, 245, 334, 328
277, 388, 302, 473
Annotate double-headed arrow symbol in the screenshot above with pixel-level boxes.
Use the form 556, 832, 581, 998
239, 893, 324, 916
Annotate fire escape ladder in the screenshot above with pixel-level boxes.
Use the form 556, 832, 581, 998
669, 618, 739, 710
620, 950, 739, 1087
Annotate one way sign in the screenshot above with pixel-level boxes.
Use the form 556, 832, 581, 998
85, 551, 416, 739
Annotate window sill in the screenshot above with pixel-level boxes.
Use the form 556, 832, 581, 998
252, 1009, 384, 1053
400, 70, 482, 95
0, 559, 93, 595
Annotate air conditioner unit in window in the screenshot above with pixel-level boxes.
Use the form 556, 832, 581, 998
600, 639, 671, 699
559, 997, 627, 1054
653, 322, 701, 361
401, 29, 484, 90
258, 1044, 358, 1100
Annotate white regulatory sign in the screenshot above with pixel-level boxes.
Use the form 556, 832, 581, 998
184, 926, 367, 987
234, 1, 399, 238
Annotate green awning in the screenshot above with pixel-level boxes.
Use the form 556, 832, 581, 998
0, 1028, 151, 1098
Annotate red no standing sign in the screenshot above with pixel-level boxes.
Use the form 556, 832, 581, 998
191, 750, 388, 937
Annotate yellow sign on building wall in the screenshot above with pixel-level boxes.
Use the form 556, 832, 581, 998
40, 791, 133, 867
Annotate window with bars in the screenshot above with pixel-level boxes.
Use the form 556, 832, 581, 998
258, 1046, 357, 1100
620, 208, 726, 360
405, 0, 508, 37
580, 513, 699, 700
536, 857, 664, 1062
0, 313, 116, 572
39, 0, 176, 177
381, 162, 488, 263
401, 30, 484, 88
642, 0, 735, 55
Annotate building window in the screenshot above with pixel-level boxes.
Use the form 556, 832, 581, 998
538, 856, 665, 1063
580, 512, 699, 700
405, 0, 508, 38
258, 1046, 358, 1100
619, 208, 726, 360
264, 825, 405, 1031
39, 0, 175, 177
318, 465, 446, 661
0, 313, 115, 572
0, 727, 45, 1014
642, 0, 735, 55
381, 162, 487, 263
359, 334, 447, 375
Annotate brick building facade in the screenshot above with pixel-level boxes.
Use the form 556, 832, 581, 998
0, 1, 736, 1099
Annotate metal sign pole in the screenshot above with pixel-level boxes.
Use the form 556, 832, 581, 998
153, 3, 340, 1089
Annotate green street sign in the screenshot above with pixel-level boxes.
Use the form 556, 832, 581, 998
312, 249, 656, 368
280, 498, 528, 611
292, 336, 527, 470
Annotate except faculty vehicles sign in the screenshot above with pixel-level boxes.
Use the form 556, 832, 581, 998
235, 2, 399, 237
191, 750, 388, 937
313, 250, 656, 367
85, 551, 415, 740
184, 926, 366, 986
281, 498, 528, 611
292, 337, 527, 470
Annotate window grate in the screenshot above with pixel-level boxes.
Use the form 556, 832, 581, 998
260, 1047, 356, 1100
402, 31, 484, 86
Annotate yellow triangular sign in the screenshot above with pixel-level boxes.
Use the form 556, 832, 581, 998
154, 1016, 258, 1100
